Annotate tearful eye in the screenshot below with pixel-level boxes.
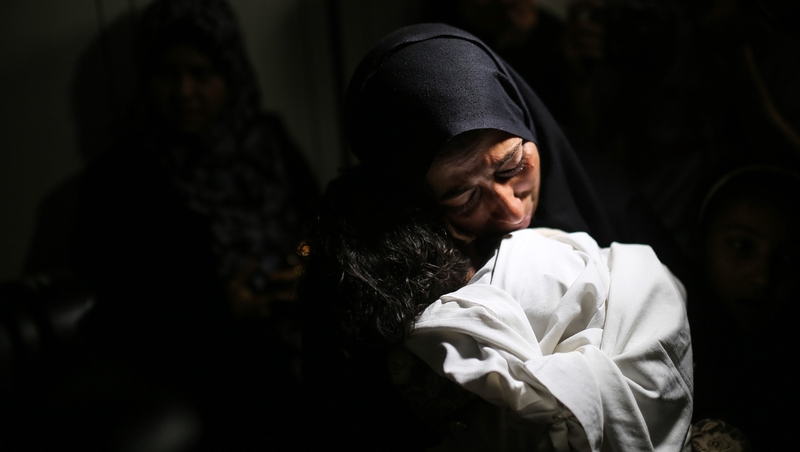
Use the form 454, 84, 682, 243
444, 189, 480, 216
496, 157, 527, 179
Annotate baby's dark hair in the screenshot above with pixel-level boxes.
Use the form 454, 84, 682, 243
298, 165, 471, 357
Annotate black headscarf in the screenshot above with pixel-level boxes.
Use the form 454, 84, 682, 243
344, 23, 616, 245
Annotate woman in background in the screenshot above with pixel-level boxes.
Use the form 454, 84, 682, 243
690, 166, 800, 450
73, 0, 318, 448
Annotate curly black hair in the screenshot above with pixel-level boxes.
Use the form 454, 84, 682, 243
298, 165, 472, 358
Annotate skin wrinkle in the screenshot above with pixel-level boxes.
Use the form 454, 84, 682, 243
427, 130, 540, 240
434, 140, 521, 204
435, 134, 523, 201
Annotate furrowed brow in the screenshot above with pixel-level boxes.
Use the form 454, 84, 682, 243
436, 139, 522, 202
497, 140, 522, 168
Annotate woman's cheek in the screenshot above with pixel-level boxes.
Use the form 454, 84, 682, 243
520, 146, 541, 198
447, 211, 483, 237
513, 162, 540, 210
515, 166, 536, 192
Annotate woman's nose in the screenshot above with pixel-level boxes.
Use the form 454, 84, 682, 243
491, 183, 525, 223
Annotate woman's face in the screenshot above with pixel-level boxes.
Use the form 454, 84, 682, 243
425, 129, 541, 239
149, 44, 228, 135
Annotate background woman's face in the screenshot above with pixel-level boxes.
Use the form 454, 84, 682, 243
426, 129, 540, 238
703, 197, 797, 330
149, 44, 228, 135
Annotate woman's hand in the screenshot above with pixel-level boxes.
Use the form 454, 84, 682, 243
227, 260, 301, 318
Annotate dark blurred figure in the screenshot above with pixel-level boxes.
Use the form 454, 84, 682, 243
689, 166, 800, 449
568, 0, 800, 256
4, 0, 319, 450
694, 0, 800, 163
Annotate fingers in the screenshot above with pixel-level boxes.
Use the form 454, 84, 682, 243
230, 259, 259, 285
267, 289, 297, 303
227, 260, 304, 318
268, 266, 302, 283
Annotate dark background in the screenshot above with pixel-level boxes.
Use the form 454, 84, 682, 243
0, 0, 428, 282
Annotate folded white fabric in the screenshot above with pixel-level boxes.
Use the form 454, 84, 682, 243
405, 229, 693, 451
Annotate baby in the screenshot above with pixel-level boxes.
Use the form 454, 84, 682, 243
299, 165, 473, 354
300, 165, 693, 451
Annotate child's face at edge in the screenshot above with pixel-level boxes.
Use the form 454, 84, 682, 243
703, 197, 798, 331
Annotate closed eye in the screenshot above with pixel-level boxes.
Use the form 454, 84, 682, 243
496, 156, 527, 180
443, 188, 480, 216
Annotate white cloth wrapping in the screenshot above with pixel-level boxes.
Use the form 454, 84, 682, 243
405, 229, 693, 451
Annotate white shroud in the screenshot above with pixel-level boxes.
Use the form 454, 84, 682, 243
405, 229, 693, 451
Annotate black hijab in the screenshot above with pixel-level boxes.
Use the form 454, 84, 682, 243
344, 23, 616, 245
